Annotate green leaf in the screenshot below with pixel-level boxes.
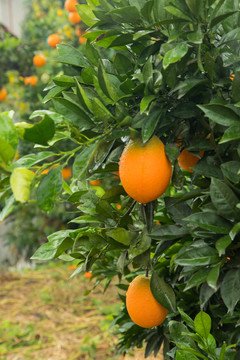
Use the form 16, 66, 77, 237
128, 231, 151, 260
73, 142, 99, 179
13, 152, 56, 169
76, 4, 98, 27
174, 243, 219, 266
221, 161, 240, 184
219, 27, 240, 45
150, 271, 176, 312
85, 41, 100, 66
165, 144, 180, 162
52, 98, 94, 130
169, 321, 196, 348
10, 168, 35, 203
21, 115, 55, 146
220, 125, 240, 143
106, 228, 136, 246
210, 178, 239, 220
142, 107, 161, 143
184, 268, 209, 291
210, 11, 239, 28
0, 113, 18, 163
163, 43, 188, 70
109, 6, 140, 24
198, 104, 240, 126
183, 212, 231, 234
207, 263, 221, 290
194, 311, 211, 339
164, 6, 192, 21
31, 237, 73, 261
75, 79, 93, 112
53, 75, 75, 87
215, 235, 232, 256
151, 225, 189, 240
185, 0, 204, 19
56, 44, 89, 67
98, 62, 125, 102
178, 308, 195, 331
0, 195, 15, 222
175, 351, 199, 360
37, 167, 63, 212
70, 215, 103, 224
92, 97, 113, 122
220, 269, 240, 314
142, 56, 153, 87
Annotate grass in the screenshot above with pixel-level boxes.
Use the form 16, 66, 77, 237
0, 262, 161, 360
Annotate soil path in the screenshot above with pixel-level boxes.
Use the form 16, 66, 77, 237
0, 264, 163, 360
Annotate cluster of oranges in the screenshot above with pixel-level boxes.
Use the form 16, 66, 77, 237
65, 0, 81, 24
23, 75, 38, 86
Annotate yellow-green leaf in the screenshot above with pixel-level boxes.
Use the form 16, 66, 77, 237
10, 168, 35, 203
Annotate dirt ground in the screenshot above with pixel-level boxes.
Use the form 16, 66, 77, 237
0, 263, 163, 360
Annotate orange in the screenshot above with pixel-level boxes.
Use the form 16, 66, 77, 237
0, 87, 7, 101
41, 169, 49, 175
61, 167, 72, 179
230, 74, 235, 81
24, 77, 31, 85
119, 135, 172, 203
126, 275, 168, 328
33, 54, 46, 67
75, 28, 82, 37
84, 271, 93, 279
79, 36, 87, 44
47, 33, 60, 48
64, 0, 78, 12
29, 75, 38, 86
90, 179, 101, 186
116, 204, 121, 210
177, 148, 204, 173
69, 11, 81, 24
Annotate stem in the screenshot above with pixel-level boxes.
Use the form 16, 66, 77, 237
145, 267, 149, 277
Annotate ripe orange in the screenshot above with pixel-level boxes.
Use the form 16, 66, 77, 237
126, 275, 168, 328
29, 75, 38, 86
64, 0, 78, 12
79, 35, 87, 44
177, 148, 204, 173
0, 87, 7, 101
69, 11, 81, 24
47, 33, 60, 48
90, 179, 101, 186
41, 169, 49, 175
24, 77, 31, 85
119, 135, 172, 203
33, 54, 46, 67
61, 167, 72, 179
75, 28, 81, 37
84, 271, 93, 279
116, 204, 121, 210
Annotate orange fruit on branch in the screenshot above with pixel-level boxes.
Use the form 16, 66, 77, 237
61, 167, 72, 179
0, 87, 7, 101
119, 135, 172, 203
89, 179, 101, 186
33, 54, 46, 67
177, 148, 204, 173
69, 11, 81, 24
126, 275, 168, 328
47, 33, 60, 48
29, 75, 38, 86
64, 0, 78, 12
84, 271, 93, 279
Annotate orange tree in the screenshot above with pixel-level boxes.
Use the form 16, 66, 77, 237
1, 0, 240, 358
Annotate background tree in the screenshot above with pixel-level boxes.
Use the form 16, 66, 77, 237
1, 0, 240, 359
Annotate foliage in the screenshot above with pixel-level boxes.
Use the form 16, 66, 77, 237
1, 0, 240, 358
